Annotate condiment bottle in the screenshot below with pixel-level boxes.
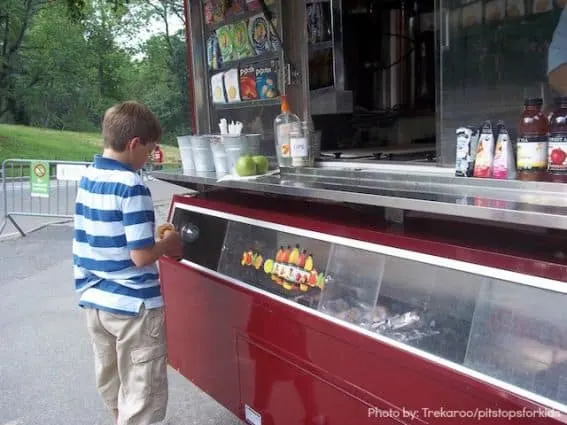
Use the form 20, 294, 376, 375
274, 96, 300, 168
517, 97, 548, 181
548, 97, 567, 182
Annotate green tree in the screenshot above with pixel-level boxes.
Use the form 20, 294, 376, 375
0, 0, 47, 123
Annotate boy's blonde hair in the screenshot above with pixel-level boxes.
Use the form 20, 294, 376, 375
102, 101, 162, 152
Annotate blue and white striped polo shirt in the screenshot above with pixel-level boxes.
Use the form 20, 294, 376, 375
73, 155, 162, 316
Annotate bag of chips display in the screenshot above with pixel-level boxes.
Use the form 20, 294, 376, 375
217, 24, 235, 62
256, 62, 279, 99
232, 20, 255, 59
240, 66, 258, 100
248, 13, 271, 55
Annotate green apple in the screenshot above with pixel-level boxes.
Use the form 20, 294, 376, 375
252, 155, 269, 174
235, 155, 257, 176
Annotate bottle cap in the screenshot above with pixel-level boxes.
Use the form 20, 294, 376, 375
281, 95, 289, 113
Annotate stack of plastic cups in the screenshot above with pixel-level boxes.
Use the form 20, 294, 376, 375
177, 135, 195, 174
209, 135, 229, 176
221, 135, 244, 173
245, 134, 262, 156
190, 135, 215, 173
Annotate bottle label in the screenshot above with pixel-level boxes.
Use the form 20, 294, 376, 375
517, 135, 548, 170
277, 124, 291, 158
290, 137, 308, 158
548, 134, 567, 171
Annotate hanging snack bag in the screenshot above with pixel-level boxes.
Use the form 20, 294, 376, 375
248, 14, 271, 55
269, 12, 281, 51
211, 72, 227, 104
240, 66, 258, 100
212, 0, 227, 23
256, 63, 279, 99
232, 20, 255, 59
203, 0, 214, 24
217, 24, 235, 62
246, 0, 261, 11
226, 0, 246, 16
207, 33, 222, 70
224, 68, 241, 103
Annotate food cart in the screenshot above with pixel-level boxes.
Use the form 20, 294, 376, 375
153, 0, 567, 424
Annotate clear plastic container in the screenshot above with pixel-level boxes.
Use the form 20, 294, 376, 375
289, 122, 314, 167
245, 134, 262, 156
221, 135, 244, 172
209, 135, 229, 174
177, 135, 195, 173
190, 135, 215, 172
274, 96, 300, 168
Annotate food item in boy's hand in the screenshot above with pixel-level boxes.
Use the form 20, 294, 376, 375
248, 14, 271, 55
224, 68, 241, 102
256, 64, 279, 99
157, 223, 175, 240
216, 25, 234, 62
239, 66, 258, 100
232, 20, 255, 59
211, 72, 227, 103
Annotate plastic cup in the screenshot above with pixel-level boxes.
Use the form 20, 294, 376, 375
190, 135, 215, 172
221, 135, 244, 172
177, 135, 195, 174
209, 135, 229, 174
244, 134, 262, 156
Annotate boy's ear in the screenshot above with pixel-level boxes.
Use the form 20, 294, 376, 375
127, 137, 141, 151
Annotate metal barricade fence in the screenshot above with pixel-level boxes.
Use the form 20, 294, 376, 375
0, 159, 91, 236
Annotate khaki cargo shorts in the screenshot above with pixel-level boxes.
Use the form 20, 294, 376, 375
85, 305, 168, 425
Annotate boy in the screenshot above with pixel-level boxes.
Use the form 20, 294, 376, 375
73, 101, 183, 425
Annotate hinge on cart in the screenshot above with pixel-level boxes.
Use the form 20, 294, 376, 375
284, 62, 301, 86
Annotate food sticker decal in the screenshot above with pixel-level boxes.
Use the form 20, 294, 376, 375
241, 244, 326, 292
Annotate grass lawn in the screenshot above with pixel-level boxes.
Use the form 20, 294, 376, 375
0, 124, 180, 164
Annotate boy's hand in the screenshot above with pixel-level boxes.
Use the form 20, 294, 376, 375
162, 230, 183, 259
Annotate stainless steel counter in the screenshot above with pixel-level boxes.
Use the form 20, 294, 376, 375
152, 162, 567, 230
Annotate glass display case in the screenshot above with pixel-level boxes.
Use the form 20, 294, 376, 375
170, 202, 567, 411
437, 0, 565, 165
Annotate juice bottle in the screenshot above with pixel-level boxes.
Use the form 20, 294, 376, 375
548, 97, 567, 182
274, 96, 299, 168
516, 98, 548, 181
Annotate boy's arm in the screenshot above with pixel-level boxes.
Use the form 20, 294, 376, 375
122, 182, 165, 267
130, 233, 182, 267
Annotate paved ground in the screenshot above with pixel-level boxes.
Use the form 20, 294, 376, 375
0, 179, 243, 425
